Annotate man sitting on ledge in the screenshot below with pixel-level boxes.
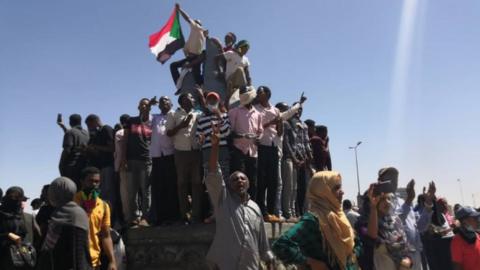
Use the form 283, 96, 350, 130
204, 124, 274, 270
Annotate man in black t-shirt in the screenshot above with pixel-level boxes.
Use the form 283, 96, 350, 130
120, 98, 154, 227
85, 114, 117, 225
59, 114, 89, 188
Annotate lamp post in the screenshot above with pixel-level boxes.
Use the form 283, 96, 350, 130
349, 141, 362, 198
457, 179, 465, 205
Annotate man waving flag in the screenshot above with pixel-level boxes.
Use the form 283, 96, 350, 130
149, 7, 185, 64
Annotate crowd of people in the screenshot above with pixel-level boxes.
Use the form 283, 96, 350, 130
1, 4, 479, 270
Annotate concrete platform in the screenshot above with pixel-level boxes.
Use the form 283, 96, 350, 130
124, 222, 294, 270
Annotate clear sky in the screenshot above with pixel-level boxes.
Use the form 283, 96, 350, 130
1, 0, 479, 208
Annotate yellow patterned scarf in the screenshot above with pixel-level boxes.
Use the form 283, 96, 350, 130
308, 171, 355, 269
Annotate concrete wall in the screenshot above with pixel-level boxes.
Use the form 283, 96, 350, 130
125, 224, 215, 270
124, 223, 289, 270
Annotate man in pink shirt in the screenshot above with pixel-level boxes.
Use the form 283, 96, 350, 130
228, 86, 263, 199
254, 86, 283, 222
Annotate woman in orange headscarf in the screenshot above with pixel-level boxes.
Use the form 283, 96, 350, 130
272, 171, 359, 270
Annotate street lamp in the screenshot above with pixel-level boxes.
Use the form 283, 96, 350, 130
349, 141, 362, 197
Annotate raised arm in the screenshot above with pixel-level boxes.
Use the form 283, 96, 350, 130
398, 179, 415, 222
205, 124, 226, 208
367, 185, 379, 239
194, 87, 206, 111
176, 3, 193, 24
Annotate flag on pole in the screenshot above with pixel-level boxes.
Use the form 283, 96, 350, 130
149, 8, 184, 64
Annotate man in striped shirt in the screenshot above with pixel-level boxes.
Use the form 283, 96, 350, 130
196, 92, 231, 181
196, 91, 230, 224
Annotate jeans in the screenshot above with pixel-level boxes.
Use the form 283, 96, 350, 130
296, 166, 307, 216
257, 145, 279, 215
170, 55, 203, 86
281, 158, 297, 218
304, 168, 313, 212
150, 155, 180, 225
230, 146, 258, 200
174, 150, 202, 222
122, 160, 151, 223
274, 157, 283, 217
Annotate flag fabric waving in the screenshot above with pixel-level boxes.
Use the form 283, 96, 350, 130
149, 8, 185, 64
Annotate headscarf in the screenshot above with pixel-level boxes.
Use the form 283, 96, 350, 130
308, 171, 355, 269
0, 187, 28, 240
235, 39, 249, 50
0, 186, 27, 215
376, 194, 409, 266
43, 177, 89, 251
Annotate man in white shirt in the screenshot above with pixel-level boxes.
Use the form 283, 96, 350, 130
166, 93, 202, 224
170, 4, 207, 87
149, 96, 180, 226
216, 40, 252, 104
343, 199, 360, 227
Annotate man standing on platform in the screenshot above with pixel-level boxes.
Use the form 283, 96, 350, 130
170, 3, 206, 87
310, 125, 332, 171
150, 96, 180, 225
114, 114, 129, 226
59, 114, 89, 188
228, 86, 263, 200
166, 93, 202, 224
289, 106, 312, 215
255, 86, 282, 223
121, 98, 153, 227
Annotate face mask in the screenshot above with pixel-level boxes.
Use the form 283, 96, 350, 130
207, 103, 218, 112
82, 184, 100, 198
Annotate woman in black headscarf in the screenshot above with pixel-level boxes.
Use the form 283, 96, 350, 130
36, 177, 92, 270
0, 186, 40, 270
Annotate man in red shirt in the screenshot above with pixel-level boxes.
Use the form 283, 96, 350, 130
451, 206, 480, 270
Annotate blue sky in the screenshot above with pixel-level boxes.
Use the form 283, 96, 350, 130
1, 0, 479, 208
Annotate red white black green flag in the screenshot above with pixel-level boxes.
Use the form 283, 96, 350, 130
149, 8, 184, 64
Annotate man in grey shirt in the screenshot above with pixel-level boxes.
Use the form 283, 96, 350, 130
205, 125, 274, 270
